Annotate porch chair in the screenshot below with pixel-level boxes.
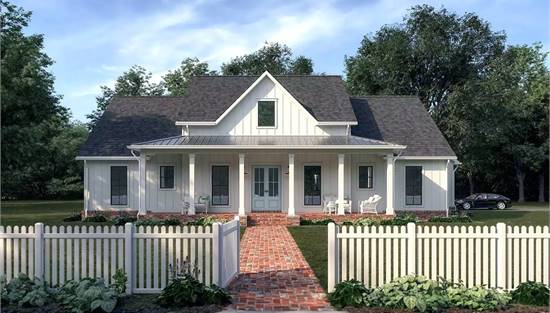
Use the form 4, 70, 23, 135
336, 198, 353, 214
183, 194, 210, 214
359, 194, 382, 215
322, 195, 337, 214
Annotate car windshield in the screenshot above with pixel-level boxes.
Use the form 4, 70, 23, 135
465, 194, 477, 200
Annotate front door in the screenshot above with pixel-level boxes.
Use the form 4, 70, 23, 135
252, 166, 281, 211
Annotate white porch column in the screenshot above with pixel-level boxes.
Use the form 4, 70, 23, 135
386, 155, 395, 215
181, 154, 186, 213
238, 153, 245, 216
138, 154, 147, 215
188, 153, 195, 215
337, 153, 345, 215
83, 160, 89, 217
288, 153, 295, 216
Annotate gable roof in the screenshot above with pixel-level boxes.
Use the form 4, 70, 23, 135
174, 74, 357, 123
350, 96, 455, 157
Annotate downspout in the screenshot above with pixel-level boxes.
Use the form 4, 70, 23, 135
446, 159, 450, 217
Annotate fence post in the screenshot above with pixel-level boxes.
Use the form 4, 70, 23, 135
124, 223, 134, 294
234, 216, 240, 277
34, 223, 44, 280
496, 223, 507, 289
406, 223, 416, 275
212, 222, 223, 286
328, 222, 339, 292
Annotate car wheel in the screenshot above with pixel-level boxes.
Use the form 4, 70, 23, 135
497, 201, 506, 210
463, 202, 471, 210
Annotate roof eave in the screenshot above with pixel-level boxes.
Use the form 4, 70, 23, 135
127, 144, 406, 150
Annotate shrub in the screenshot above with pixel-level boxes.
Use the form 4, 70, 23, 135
111, 215, 137, 226
83, 214, 108, 223
57, 278, 118, 313
135, 218, 181, 227
300, 218, 335, 225
63, 213, 82, 222
156, 275, 231, 307
187, 216, 226, 226
328, 279, 370, 309
112, 269, 127, 295
428, 215, 472, 223
380, 212, 418, 226
1, 273, 54, 307
343, 218, 377, 226
510, 281, 549, 306
448, 284, 510, 311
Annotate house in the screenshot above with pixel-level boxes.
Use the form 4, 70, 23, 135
76, 71, 457, 218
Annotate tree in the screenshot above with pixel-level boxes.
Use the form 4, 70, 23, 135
163, 57, 215, 96
345, 5, 505, 124
87, 65, 164, 129
1, 0, 73, 199
221, 42, 314, 75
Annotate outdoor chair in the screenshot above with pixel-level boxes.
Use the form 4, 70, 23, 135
323, 195, 337, 214
359, 194, 382, 214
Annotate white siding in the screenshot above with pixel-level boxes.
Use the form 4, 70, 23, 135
394, 160, 448, 211
145, 154, 183, 213
87, 160, 139, 211
188, 77, 348, 136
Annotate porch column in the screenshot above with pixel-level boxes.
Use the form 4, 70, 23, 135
337, 153, 345, 215
138, 154, 147, 215
288, 153, 295, 216
238, 153, 245, 216
83, 160, 89, 217
188, 153, 195, 215
386, 154, 395, 215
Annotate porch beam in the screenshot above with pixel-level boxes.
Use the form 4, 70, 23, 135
188, 153, 195, 215
337, 153, 345, 215
238, 153, 245, 216
288, 153, 295, 216
386, 154, 395, 215
138, 154, 147, 215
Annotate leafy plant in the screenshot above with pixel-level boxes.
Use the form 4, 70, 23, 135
1, 273, 54, 307
136, 218, 181, 227
428, 215, 472, 223
448, 284, 510, 311
343, 218, 377, 226
380, 213, 418, 225
510, 281, 549, 306
300, 218, 335, 225
328, 279, 370, 309
111, 215, 136, 226
169, 257, 201, 281
58, 278, 118, 313
63, 213, 82, 222
204, 284, 232, 305
187, 216, 226, 226
112, 269, 127, 295
83, 214, 108, 223
156, 274, 230, 307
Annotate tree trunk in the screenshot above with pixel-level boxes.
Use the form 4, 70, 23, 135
467, 172, 474, 195
538, 171, 545, 202
516, 168, 526, 203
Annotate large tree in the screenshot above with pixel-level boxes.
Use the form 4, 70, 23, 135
87, 65, 164, 129
163, 57, 215, 96
345, 5, 506, 124
221, 42, 314, 75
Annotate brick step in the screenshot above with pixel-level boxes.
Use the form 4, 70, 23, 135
246, 213, 300, 226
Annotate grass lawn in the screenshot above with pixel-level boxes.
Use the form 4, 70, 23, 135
1, 200, 83, 226
465, 209, 549, 226
288, 225, 328, 290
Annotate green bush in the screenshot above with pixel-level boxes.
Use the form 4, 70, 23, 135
328, 279, 370, 309
380, 212, 418, 225
343, 218, 377, 226
83, 214, 108, 223
63, 213, 82, 222
428, 215, 473, 223
448, 284, 510, 311
187, 216, 226, 226
112, 269, 127, 295
57, 277, 118, 313
111, 215, 137, 226
510, 281, 549, 306
136, 218, 181, 227
156, 275, 231, 307
300, 218, 335, 225
1, 273, 54, 307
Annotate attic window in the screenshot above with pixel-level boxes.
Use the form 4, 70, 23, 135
257, 100, 276, 127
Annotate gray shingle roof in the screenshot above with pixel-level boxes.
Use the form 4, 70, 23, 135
129, 135, 400, 148
174, 75, 357, 122
350, 96, 455, 157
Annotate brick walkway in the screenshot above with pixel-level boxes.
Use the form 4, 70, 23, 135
227, 226, 330, 311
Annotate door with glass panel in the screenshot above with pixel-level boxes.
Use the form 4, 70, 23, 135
252, 166, 281, 211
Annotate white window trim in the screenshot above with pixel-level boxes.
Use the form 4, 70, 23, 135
303, 163, 323, 207
256, 98, 278, 129
159, 164, 176, 191
110, 165, 130, 207
404, 164, 423, 207
357, 164, 374, 190
210, 164, 231, 208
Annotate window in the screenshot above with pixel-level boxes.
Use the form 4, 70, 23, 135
212, 166, 229, 205
405, 166, 422, 205
358, 166, 373, 189
304, 166, 321, 205
160, 166, 175, 189
111, 166, 127, 205
257, 100, 275, 127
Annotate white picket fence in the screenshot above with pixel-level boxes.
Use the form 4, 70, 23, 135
0, 217, 240, 293
328, 222, 550, 292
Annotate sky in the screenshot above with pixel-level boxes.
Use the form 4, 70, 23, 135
12, 0, 550, 122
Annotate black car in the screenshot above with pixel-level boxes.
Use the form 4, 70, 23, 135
455, 193, 512, 210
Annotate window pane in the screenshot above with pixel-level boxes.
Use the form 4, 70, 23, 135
405, 166, 422, 205
304, 166, 321, 205
258, 101, 275, 127
160, 166, 175, 189
111, 166, 128, 205
254, 167, 264, 196
212, 166, 229, 205
268, 167, 279, 197
359, 166, 373, 189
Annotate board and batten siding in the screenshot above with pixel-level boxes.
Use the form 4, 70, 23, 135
188, 77, 348, 136
87, 160, 139, 211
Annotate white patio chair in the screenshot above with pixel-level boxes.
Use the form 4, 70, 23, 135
359, 194, 382, 214
323, 195, 337, 214
337, 199, 353, 214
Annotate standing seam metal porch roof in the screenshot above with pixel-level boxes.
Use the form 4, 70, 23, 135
128, 135, 405, 149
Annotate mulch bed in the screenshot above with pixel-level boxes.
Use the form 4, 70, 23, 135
346, 305, 549, 313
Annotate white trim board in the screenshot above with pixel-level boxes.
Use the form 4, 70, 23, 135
76, 156, 138, 161
127, 144, 406, 150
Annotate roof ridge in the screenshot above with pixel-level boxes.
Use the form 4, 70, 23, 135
351, 95, 418, 98
113, 95, 186, 98
192, 74, 342, 78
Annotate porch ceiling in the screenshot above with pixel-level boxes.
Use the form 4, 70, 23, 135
127, 135, 405, 150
